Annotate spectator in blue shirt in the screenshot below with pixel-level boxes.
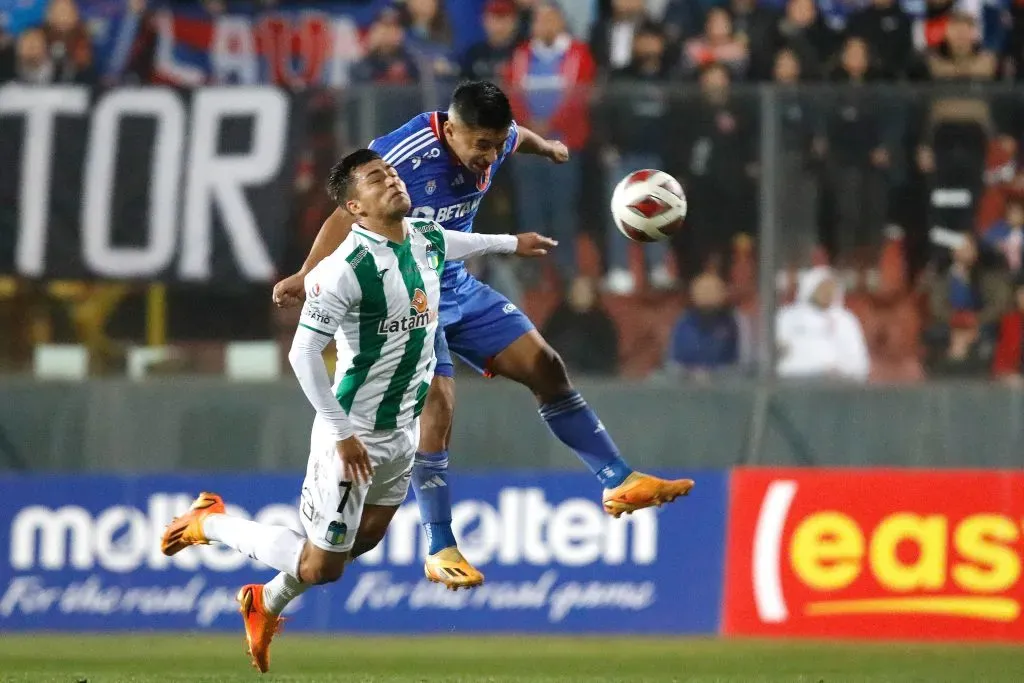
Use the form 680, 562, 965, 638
667, 273, 751, 380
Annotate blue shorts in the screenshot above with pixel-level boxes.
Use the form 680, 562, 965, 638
433, 275, 535, 378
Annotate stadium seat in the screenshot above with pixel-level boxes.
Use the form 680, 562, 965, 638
225, 341, 281, 381
126, 346, 174, 380
33, 344, 89, 380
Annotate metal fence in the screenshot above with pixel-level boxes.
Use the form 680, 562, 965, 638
1, 377, 1021, 472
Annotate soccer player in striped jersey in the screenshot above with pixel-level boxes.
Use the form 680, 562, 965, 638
160, 149, 554, 673
273, 81, 694, 591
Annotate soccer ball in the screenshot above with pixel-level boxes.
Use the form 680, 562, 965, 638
610, 169, 687, 243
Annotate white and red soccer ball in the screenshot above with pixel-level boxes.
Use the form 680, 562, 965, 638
610, 169, 687, 243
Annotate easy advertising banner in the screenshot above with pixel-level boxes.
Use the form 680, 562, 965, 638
723, 468, 1024, 641
0, 471, 726, 634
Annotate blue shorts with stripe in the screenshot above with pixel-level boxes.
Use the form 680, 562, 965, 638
433, 274, 534, 378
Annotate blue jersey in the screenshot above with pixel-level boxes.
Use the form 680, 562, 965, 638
369, 112, 520, 290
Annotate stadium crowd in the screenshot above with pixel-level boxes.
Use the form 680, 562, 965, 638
3, 0, 1024, 384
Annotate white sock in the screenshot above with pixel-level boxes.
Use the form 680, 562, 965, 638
203, 514, 304, 576
263, 571, 310, 616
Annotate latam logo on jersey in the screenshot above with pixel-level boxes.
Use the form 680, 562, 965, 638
723, 468, 1024, 641
376, 288, 433, 335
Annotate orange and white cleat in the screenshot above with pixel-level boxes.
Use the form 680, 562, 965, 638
237, 584, 283, 674
159, 492, 225, 556
602, 472, 694, 518
424, 547, 484, 591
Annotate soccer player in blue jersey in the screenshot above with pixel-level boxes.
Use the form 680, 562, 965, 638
274, 81, 693, 589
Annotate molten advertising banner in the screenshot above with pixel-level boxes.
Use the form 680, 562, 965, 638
724, 468, 1024, 641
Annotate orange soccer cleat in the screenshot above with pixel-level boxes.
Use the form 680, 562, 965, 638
424, 547, 484, 590
159, 492, 225, 556
602, 472, 694, 518
237, 584, 283, 674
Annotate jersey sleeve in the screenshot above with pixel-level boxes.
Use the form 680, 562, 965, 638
288, 263, 357, 441
412, 219, 517, 262
369, 113, 432, 166
442, 228, 517, 261
492, 120, 521, 173
508, 120, 521, 155
297, 265, 351, 338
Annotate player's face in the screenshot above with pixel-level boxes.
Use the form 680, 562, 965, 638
347, 160, 411, 220
444, 119, 509, 175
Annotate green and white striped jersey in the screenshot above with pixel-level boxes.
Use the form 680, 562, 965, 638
293, 219, 515, 437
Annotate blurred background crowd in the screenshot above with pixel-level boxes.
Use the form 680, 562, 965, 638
4, 0, 1024, 386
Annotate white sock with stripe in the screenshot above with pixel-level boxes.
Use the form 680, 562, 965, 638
202, 514, 305, 577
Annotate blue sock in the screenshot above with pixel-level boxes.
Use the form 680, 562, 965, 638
411, 450, 457, 555
539, 391, 633, 488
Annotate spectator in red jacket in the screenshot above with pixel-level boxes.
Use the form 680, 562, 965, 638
505, 2, 596, 284
992, 277, 1024, 385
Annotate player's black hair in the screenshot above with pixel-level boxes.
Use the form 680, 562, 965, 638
326, 149, 382, 205
449, 81, 513, 131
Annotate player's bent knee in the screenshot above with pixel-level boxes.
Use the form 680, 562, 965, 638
530, 345, 573, 400
298, 545, 347, 585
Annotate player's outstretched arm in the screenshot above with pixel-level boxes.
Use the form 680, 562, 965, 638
273, 208, 354, 308
442, 229, 556, 262
515, 125, 570, 164
287, 270, 372, 483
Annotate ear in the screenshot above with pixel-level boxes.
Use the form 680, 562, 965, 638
345, 198, 363, 217
442, 119, 453, 139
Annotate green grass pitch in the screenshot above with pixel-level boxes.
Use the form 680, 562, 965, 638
0, 634, 1022, 682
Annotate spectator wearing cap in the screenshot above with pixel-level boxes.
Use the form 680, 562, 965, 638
506, 2, 596, 283
462, 0, 520, 81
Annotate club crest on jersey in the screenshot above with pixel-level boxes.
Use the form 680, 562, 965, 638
426, 246, 441, 271
325, 521, 347, 546
425, 179, 437, 195
410, 288, 428, 314
411, 148, 442, 170
377, 288, 433, 335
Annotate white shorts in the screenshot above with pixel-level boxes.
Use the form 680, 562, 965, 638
298, 418, 418, 553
